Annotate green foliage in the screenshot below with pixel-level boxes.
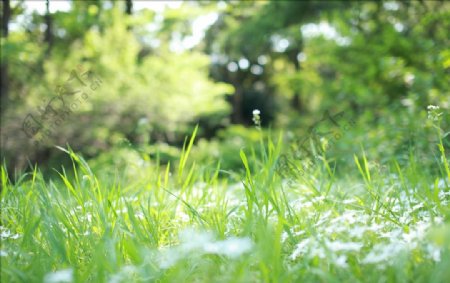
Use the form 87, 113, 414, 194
191, 125, 266, 174
1, 1, 450, 282
1, 4, 232, 170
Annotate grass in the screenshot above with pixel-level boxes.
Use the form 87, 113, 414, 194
1, 120, 450, 283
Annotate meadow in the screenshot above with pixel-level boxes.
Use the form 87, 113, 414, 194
2, 112, 449, 282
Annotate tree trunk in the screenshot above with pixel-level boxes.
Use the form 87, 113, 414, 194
290, 47, 303, 112
125, 0, 133, 31
231, 85, 244, 124
44, 0, 53, 56
1, 0, 10, 113
125, 0, 133, 15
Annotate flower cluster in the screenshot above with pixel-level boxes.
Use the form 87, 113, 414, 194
285, 179, 448, 269
252, 109, 261, 129
427, 105, 442, 121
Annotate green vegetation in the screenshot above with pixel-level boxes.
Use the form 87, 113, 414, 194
1, 1, 449, 282
1, 115, 450, 282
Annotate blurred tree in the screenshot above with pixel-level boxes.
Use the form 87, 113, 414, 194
1, 2, 232, 171
205, 0, 449, 125
204, 0, 344, 123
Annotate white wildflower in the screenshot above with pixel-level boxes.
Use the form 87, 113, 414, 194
367, 222, 385, 232
324, 223, 347, 234
158, 248, 182, 269
342, 199, 356, 204
291, 238, 327, 260
427, 105, 442, 121
411, 203, 424, 212
203, 237, 253, 258
252, 109, 261, 128
159, 229, 253, 268
175, 209, 190, 223
116, 208, 128, 214
334, 255, 349, 268
436, 179, 448, 189
179, 229, 214, 251
0, 226, 20, 240
293, 230, 306, 237
404, 73, 415, 86
438, 189, 450, 200
310, 245, 326, 259
135, 212, 144, 220
348, 226, 367, 238
311, 196, 325, 203
325, 240, 363, 252
44, 268, 73, 283
379, 228, 402, 239
281, 231, 288, 243
434, 216, 443, 224
290, 238, 311, 260
339, 210, 358, 224
426, 244, 441, 262
362, 242, 406, 264
108, 265, 138, 283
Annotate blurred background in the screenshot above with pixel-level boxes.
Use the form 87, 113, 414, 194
0, 0, 449, 177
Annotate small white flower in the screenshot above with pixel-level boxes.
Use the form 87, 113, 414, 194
362, 242, 406, 264
348, 226, 367, 238
108, 265, 138, 283
203, 237, 253, 258
135, 212, 144, 220
334, 255, 349, 268
158, 229, 253, 268
44, 268, 73, 283
290, 238, 311, 260
404, 73, 415, 86
85, 213, 93, 223
427, 105, 442, 121
325, 240, 363, 252
0, 226, 20, 240
342, 198, 356, 204
426, 244, 441, 262
252, 109, 262, 128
